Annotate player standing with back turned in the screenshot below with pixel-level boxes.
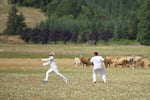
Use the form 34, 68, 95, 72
90, 52, 106, 83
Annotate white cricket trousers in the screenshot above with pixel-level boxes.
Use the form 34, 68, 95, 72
45, 67, 67, 81
93, 68, 106, 83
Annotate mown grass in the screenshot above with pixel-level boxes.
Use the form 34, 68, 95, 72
0, 58, 150, 100
0, 65, 150, 100
0, 44, 150, 99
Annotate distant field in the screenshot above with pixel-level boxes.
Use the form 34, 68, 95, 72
0, 44, 150, 58
0, 0, 47, 33
0, 58, 150, 100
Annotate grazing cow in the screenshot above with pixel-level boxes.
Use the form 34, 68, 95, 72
133, 56, 144, 68
74, 57, 81, 67
104, 56, 114, 68
134, 56, 142, 62
113, 57, 127, 67
104, 56, 125, 68
104, 56, 143, 68
126, 56, 134, 64
134, 60, 144, 68
80, 57, 91, 67
125, 56, 134, 67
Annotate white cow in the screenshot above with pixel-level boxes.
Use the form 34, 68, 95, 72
74, 57, 81, 67
134, 56, 142, 62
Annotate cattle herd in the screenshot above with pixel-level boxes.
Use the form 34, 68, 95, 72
74, 56, 149, 69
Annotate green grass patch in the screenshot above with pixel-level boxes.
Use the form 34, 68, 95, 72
0, 52, 79, 58
0, 44, 150, 58
0, 52, 43, 58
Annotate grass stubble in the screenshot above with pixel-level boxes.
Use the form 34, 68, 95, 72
0, 58, 150, 100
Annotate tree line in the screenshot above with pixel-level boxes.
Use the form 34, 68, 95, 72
21, 28, 112, 44
4, 0, 150, 45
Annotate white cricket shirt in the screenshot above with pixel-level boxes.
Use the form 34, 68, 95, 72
90, 56, 104, 69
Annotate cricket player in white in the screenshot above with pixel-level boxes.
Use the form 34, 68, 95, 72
41, 51, 68, 83
90, 52, 106, 83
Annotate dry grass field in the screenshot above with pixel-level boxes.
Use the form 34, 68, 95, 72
0, 58, 150, 100
0, 44, 150, 100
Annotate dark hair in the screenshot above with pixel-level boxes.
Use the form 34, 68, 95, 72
94, 52, 98, 56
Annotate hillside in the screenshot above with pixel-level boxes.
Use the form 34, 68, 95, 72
0, 0, 10, 33
1, 0, 149, 45
13, 0, 144, 43
0, 0, 47, 34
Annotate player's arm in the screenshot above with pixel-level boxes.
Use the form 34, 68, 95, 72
101, 57, 104, 62
90, 58, 93, 64
41, 57, 51, 62
42, 61, 49, 66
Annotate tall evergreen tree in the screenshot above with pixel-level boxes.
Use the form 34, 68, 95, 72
3, 5, 26, 35
137, 0, 150, 45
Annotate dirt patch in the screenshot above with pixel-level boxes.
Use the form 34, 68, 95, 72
0, 58, 149, 70
0, 35, 25, 44
0, 58, 74, 70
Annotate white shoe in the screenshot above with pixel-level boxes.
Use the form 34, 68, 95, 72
64, 79, 68, 83
42, 79, 48, 83
104, 80, 106, 83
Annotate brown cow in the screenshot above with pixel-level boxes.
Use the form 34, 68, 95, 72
113, 57, 127, 67
104, 56, 114, 68
134, 60, 144, 68
80, 57, 91, 67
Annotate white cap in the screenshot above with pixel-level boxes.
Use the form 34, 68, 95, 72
49, 51, 55, 56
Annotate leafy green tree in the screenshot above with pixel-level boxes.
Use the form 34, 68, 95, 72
3, 5, 26, 35
128, 15, 138, 40
46, 0, 61, 16
9, 0, 145, 43
137, 0, 150, 45
56, 0, 84, 17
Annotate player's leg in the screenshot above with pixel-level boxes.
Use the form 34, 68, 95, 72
99, 68, 106, 83
53, 68, 68, 83
43, 68, 53, 82
93, 69, 97, 83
